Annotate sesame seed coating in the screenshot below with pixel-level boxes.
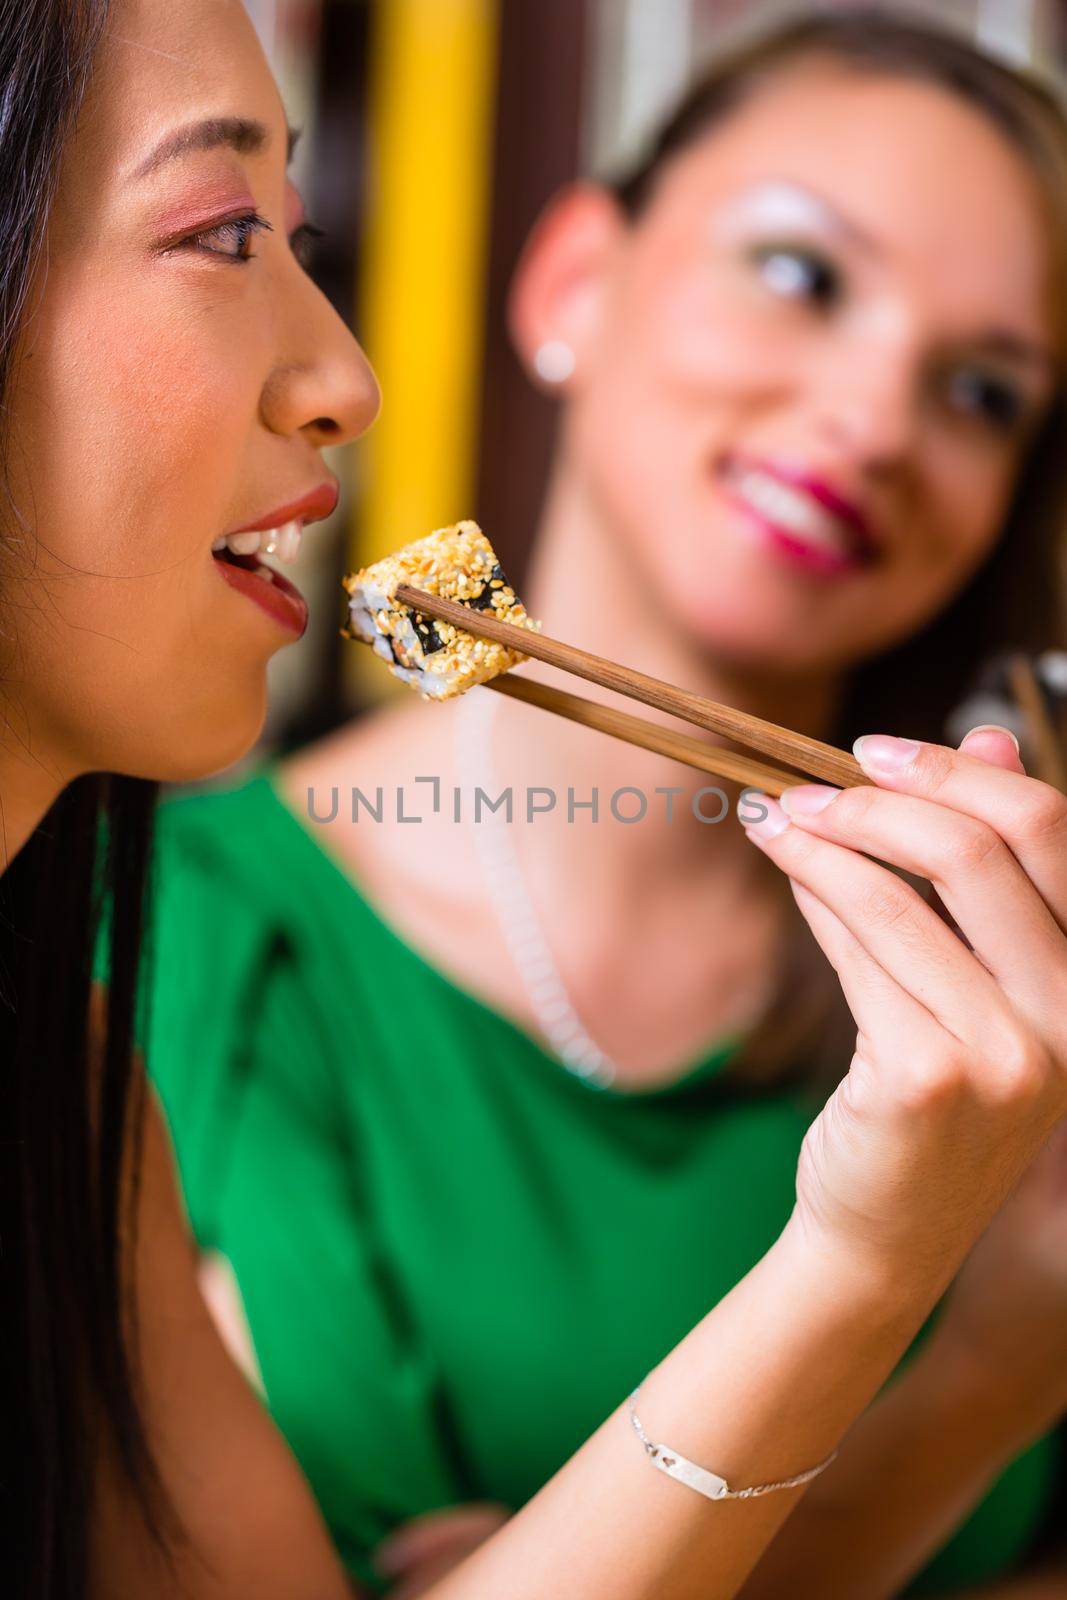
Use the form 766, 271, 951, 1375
341, 520, 540, 699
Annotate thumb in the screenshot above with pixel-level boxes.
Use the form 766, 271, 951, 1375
957, 721, 1026, 774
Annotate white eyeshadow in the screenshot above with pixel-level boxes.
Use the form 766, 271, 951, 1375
713, 180, 840, 240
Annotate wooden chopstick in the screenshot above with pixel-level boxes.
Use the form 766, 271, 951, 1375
396, 584, 867, 789
1007, 653, 1067, 792
486, 674, 805, 794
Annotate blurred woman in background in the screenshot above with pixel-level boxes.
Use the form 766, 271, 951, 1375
147, 10, 1067, 1599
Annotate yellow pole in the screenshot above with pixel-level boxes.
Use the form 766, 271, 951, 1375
349, 0, 499, 700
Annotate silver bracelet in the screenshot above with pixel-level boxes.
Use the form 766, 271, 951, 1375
628, 1385, 838, 1502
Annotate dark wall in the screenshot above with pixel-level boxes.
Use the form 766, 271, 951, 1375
475, 0, 587, 583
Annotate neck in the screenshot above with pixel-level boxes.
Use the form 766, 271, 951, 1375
490, 458, 843, 897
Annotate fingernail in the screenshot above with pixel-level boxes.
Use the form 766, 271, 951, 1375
780, 784, 841, 817
853, 734, 921, 773
743, 795, 790, 840
961, 723, 1020, 753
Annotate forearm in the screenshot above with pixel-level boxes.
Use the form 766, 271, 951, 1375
738, 1324, 1066, 1600
423, 1219, 951, 1600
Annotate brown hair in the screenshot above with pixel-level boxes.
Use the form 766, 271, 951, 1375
609, 8, 1067, 1089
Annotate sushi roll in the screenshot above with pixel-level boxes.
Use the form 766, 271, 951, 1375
341, 520, 540, 700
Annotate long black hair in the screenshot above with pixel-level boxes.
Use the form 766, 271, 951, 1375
610, 8, 1067, 1086
0, 4, 165, 1594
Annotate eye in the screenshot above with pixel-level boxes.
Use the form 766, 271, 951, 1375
750, 243, 841, 309
167, 212, 326, 273
186, 211, 273, 262
945, 366, 1026, 432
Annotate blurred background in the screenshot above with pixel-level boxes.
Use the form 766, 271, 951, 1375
239, 0, 1067, 758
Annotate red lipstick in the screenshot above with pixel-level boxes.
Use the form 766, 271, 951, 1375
754, 458, 875, 551
214, 555, 309, 636
720, 454, 879, 576
212, 478, 340, 636
226, 479, 340, 535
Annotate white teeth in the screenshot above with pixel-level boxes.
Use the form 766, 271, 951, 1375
226, 530, 263, 556
275, 520, 303, 562
213, 519, 305, 562
729, 467, 850, 557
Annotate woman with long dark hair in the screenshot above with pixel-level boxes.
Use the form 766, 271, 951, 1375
5, 3, 1067, 1598
144, 9, 1067, 1598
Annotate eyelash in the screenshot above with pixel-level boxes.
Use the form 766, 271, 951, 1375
944, 367, 1026, 434
181, 210, 326, 268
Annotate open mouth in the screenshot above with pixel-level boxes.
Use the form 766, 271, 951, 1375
213, 546, 284, 579
211, 523, 310, 635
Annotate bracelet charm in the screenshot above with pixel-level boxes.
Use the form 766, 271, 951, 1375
628, 1386, 838, 1503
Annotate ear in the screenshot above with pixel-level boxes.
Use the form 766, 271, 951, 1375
508, 183, 626, 394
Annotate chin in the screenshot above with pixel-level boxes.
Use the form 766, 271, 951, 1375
668, 578, 851, 676
122, 681, 270, 786
659, 519, 888, 666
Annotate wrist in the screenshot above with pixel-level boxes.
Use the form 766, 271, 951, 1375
775, 1207, 949, 1337
639, 1211, 941, 1498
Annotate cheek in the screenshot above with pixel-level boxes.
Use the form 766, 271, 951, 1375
579, 250, 791, 471
2, 265, 276, 778
569, 262, 782, 571
914, 430, 1022, 593
606, 252, 785, 406
653, 260, 787, 390
21, 271, 262, 576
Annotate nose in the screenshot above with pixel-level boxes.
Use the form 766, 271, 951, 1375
811, 319, 921, 470
261, 272, 381, 448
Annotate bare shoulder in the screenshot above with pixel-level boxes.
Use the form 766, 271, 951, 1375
90, 1084, 357, 1599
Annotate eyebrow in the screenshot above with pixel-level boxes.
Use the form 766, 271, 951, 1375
133, 116, 300, 180
967, 330, 1056, 376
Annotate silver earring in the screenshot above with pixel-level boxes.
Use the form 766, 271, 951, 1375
533, 339, 576, 384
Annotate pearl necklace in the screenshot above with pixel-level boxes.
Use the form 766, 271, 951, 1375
454, 685, 618, 1088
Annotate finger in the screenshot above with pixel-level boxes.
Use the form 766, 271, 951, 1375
775, 776, 1067, 1030
943, 724, 1026, 939
740, 796, 1016, 1059
385, 1529, 508, 1600
788, 878, 947, 1063
957, 723, 1027, 775
848, 730, 1067, 935
375, 1506, 510, 1578
387, 1550, 481, 1600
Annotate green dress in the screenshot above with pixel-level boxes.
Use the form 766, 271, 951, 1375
146, 768, 1060, 1595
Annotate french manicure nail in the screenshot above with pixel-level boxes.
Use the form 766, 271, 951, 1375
743, 796, 790, 840
853, 734, 921, 773
961, 723, 1020, 753
780, 784, 841, 817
